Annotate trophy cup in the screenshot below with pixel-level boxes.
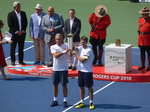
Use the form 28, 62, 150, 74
67, 33, 74, 50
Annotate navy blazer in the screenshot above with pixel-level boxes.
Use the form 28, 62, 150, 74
64, 17, 81, 42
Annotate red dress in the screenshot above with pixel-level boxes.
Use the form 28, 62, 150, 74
0, 32, 7, 67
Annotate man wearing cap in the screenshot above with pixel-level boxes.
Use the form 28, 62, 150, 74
7, 1, 28, 66
29, 4, 47, 65
41, 6, 64, 67
88, 5, 111, 66
137, 6, 150, 71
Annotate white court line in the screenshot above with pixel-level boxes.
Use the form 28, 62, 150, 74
62, 81, 115, 112
5, 45, 34, 60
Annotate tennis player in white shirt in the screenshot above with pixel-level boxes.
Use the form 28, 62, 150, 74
72, 36, 95, 110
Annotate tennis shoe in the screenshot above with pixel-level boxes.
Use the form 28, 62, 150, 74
89, 103, 95, 110
63, 101, 68, 108
75, 103, 85, 108
50, 101, 58, 107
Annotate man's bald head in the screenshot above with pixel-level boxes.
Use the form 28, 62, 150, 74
48, 6, 55, 17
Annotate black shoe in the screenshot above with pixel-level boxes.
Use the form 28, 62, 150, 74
11, 62, 15, 66
68, 65, 72, 69
98, 60, 103, 66
72, 66, 77, 70
146, 66, 150, 71
92, 58, 97, 65
63, 101, 68, 108
33, 61, 40, 65
19, 62, 26, 65
50, 101, 58, 107
138, 65, 145, 70
47, 63, 53, 67
130, 0, 139, 2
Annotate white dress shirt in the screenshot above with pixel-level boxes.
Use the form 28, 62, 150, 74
70, 17, 75, 33
37, 13, 42, 26
15, 10, 21, 31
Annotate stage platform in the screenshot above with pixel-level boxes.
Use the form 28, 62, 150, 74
8, 63, 150, 83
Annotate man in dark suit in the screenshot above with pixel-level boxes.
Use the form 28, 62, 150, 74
7, 1, 28, 66
64, 9, 81, 70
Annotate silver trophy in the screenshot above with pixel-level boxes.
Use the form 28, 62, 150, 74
67, 33, 74, 50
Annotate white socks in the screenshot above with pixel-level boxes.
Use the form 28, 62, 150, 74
80, 99, 84, 103
89, 100, 93, 104
54, 97, 57, 101
63, 97, 67, 102
54, 97, 68, 102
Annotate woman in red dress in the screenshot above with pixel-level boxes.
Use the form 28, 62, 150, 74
0, 20, 12, 79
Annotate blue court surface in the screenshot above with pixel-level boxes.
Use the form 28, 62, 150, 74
0, 42, 150, 112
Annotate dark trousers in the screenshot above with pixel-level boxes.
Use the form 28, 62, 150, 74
10, 35, 25, 62
89, 37, 106, 64
138, 45, 150, 56
89, 37, 105, 50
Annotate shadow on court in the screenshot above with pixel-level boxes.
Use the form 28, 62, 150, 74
95, 104, 141, 109
6, 76, 49, 81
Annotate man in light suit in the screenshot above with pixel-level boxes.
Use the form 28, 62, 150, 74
29, 4, 47, 65
7, 1, 28, 66
42, 6, 64, 67
64, 9, 81, 70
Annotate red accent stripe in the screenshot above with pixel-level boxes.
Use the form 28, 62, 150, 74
8, 65, 150, 82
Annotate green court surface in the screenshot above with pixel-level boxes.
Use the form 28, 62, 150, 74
0, 0, 149, 46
